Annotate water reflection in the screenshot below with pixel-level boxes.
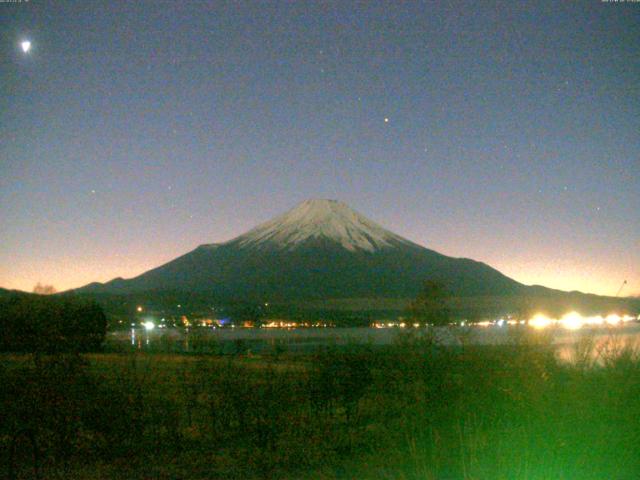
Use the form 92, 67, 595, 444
113, 320, 640, 362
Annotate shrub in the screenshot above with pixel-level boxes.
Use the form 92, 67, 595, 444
0, 294, 107, 353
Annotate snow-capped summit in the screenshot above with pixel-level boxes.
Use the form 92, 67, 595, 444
232, 199, 409, 252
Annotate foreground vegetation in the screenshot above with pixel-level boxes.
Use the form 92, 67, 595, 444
1, 330, 639, 479
0, 293, 106, 353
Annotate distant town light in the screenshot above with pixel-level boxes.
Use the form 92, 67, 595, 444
605, 314, 621, 325
529, 314, 552, 330
136, 306, 143, 312
143, 321, 155, 331
559, 312, 583, 330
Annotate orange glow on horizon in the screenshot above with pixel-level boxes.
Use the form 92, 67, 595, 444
0, 248, 637, 297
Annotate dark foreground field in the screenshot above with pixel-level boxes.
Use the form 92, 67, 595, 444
2, 330, 639, 479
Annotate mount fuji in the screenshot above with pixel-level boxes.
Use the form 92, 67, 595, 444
75, 199, 526, 303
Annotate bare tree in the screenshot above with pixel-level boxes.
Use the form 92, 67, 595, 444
33, 283, 56, 295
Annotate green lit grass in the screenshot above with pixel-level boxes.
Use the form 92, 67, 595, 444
1, 331, 639, 479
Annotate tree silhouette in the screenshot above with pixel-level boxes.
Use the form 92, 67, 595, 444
0, 295, 107, 353
408, 280, 451, 326
32, 283, 57, 295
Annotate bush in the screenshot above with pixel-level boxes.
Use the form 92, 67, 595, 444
0, 294, 107, 353
2, 332, 640, 479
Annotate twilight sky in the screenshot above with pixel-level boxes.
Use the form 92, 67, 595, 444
1, 1, 638, 296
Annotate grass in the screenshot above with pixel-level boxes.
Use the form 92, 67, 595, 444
1, 328, 639, 479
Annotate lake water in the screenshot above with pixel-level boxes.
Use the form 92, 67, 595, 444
109, 322, 640, 362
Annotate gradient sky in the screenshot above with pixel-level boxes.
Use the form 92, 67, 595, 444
1, 0, 638, 296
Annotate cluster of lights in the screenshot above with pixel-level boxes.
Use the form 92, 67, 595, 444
129, 312, 636, 332
370, 313, 637, 330
528, 312, 637, 331
475, 320, 508, 327
468, 313, 636, 330
262, 321, 331, 328
372, 321, 421, 328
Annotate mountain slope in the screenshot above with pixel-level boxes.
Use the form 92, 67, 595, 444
76, 199, 525, 301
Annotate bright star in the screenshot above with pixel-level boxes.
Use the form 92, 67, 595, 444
384, 117, 389, 123
21, 40, 31, 53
